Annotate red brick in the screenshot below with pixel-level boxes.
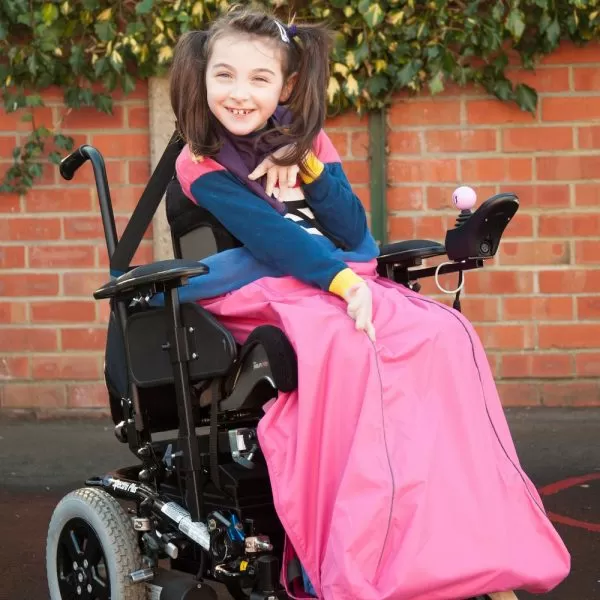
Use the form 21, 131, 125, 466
540, 42, 600, 64
388, 131, 421, 155
0, 246, 25, 268
24, 188, 92, 212
461, 158, 532, 182
508, 67, 570, 92
67, 383, 109, 408
1, 383, 66, 409
128, 160, 151, 185
388, 216, 414, 241
127, 106, 149, 129
539, 214, 600, 237
542, 97, 600, 122
90, 133, 150, 158
509, 185, 570, 209
499, 241, 570, 266
0, 356, 29, 379
332, 132, 354, 158
575, 241, 600, 264
63, 272, 107, 297
496, 382, 541, 406
467, 270, 534, 294
32, 355, 101, 380
97, 242, 154, 268
537, 155, 600, 181
415, 215, 452, 239
502, 127, 573, 152
426, 129, 497, 153
539, 323, 600, 348
574, 183, 600, 206
541, 382, 600, 406
0, 274, 59, 297
30, 301, 96, 323
573, 67, 600, 91
0, 301, 27, 324
110, 185, 146, 213
578, 296, 600, 319
325, 111, 367, 129
428, 185, 499, 210
474, 323, 535, 350
29, 245, 95, 269
503, 296, 573, 321
63, 216, 106, 240
578, 126, 600, 149
61, 327, 107, 351
388, 159, 457, 183
0, 135, 18, 157
540, 270, 600, 294
61, 106, 125, 130
0, 328, 58, 352
0, 193, 21, 213
501, 353, 573, 378
343, 160, 370, 185
466, 99, 536, 125
0, 218, 61, 241
576, 353, 600, 377
0, 107, 55, 132
459, 297, 500, 322
390, 99, 460, 126
500, 212, 534, 237
108, 80, 149, 100
387, 187, 424, 211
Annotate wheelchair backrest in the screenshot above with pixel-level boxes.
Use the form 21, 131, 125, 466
166, 178, 241, 260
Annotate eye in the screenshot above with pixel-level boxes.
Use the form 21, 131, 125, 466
254, 77, 269, 83
216, 72, 232, 79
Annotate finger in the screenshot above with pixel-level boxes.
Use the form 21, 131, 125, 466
265, 168, 278, 197
288, 165, 299, 188
248, 161, 268, 180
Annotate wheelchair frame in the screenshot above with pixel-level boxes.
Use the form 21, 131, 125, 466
46, 137, 519, 600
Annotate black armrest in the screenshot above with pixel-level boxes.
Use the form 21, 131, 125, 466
94, 259, 209, 300
378, 239, 446, 266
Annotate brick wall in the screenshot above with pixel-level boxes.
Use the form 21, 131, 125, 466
1, 42, 599, 415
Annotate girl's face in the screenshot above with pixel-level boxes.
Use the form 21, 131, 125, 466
206, 33, 293, 136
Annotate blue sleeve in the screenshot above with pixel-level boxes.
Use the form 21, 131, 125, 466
189, 172, 349, 291
301, 162, 368, 250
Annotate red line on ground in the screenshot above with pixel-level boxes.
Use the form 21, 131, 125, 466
538, 473, 600, 496
547, 512, 600, 533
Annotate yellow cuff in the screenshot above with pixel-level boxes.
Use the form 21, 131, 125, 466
300, 152, 324, 184
328, 268, 364, 299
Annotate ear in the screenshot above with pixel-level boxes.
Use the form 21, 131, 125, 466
280, 72, 298, 102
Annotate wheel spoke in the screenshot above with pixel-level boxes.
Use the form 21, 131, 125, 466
92, 573, 110, 600
65, 528, 84, 562
84, 532, 103, 566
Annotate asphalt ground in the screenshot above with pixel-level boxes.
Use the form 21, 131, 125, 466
0, 408, 598, 600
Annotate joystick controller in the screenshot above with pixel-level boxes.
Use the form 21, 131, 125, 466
452, 186, 477, 228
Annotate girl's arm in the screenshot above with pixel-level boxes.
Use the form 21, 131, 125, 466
299, 130, 368, 250
186, 168, 363, 297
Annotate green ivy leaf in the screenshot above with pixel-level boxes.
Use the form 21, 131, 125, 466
94, 21, 116, 42
135, 0, 154, 15
515, 83, 538, 113
41, 3, 59, 24
506, 9, 526, 40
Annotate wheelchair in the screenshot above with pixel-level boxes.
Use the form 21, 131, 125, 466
46, 136, 519, 600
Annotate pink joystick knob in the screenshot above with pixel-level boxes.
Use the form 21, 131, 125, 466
452, 186, 477, 211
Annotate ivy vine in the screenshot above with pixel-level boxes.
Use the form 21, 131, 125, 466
1, 0, 599, 192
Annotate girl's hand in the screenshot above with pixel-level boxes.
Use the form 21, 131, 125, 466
344, 282, 376, 342
248, 144, 300, 197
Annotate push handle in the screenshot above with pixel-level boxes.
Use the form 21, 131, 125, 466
59, 146, 91, 180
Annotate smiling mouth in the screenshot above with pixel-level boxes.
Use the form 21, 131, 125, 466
226, 108, 254, 116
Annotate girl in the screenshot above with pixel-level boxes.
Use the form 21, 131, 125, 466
169, 7, 570, 600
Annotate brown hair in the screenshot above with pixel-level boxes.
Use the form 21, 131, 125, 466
169, 5, 332, 170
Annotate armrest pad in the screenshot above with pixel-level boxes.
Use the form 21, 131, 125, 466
378, 239, 446, 265
94, 259, 209, 300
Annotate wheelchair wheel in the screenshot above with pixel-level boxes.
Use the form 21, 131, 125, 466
46, 487, 146, 600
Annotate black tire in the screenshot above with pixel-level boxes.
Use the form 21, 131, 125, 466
46, 487, 146, 600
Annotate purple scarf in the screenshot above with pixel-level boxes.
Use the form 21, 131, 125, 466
214, 106, 292, 214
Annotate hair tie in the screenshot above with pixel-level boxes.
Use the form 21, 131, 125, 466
287, 24, 297, 38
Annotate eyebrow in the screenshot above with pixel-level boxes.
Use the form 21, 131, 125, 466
211, 63, 276, 76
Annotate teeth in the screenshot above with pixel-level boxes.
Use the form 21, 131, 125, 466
230, 109, 251, 116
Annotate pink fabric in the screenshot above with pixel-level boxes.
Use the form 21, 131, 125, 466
199, 261, 570, 599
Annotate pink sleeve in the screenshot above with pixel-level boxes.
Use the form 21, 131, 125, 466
175, 145, 226, 199
312, 130, 341, 165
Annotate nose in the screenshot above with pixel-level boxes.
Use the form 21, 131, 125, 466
229, 82, 250, 102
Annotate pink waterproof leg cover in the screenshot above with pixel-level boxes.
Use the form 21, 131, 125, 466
199, 262, 570, 600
